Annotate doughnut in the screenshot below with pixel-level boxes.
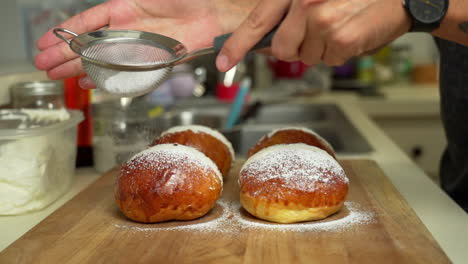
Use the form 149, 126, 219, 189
239, 144, 348, 223
247, 127, 336, 159
115, 144, 223, 223
152, 125, 234, 177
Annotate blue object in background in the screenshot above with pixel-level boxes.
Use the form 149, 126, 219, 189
224, 78, 251, 130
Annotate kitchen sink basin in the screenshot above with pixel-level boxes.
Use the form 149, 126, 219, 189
151, 105, 229, 136
246, 104, 327, 124
152, 103, 372, 156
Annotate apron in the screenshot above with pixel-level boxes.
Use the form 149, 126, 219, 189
436, 37, 468, 212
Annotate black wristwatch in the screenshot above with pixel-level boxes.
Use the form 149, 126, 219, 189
403, 0, 449, 32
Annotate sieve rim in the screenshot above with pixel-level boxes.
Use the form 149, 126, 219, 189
66, 29, 187, 71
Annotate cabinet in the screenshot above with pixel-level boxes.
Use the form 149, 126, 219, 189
359, 85, 444, 183
372, 115, 446, 183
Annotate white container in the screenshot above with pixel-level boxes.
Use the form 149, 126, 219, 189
0, 109, 83, 215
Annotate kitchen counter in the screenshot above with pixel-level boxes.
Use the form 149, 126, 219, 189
1, 79, 467, 263
360, 83, 441, 117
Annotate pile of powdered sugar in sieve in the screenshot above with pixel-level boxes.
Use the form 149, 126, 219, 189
102, 70, 168, 95
113, 199, 375, 234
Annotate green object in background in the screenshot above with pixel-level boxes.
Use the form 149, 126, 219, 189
391, 44, 413, 83
357, 56, 375, 83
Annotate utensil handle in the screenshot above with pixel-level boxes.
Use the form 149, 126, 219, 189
213, 26, 278, 53
53, 28, 79, 45
223, 78, 251, 130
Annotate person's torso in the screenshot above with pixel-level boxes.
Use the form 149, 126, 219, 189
436, 37, 468, 210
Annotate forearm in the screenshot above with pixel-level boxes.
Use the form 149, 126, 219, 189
432, 0, 468, 46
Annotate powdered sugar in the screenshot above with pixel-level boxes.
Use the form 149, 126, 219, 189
102, 70, 168, 96
161, 125, 235, 160
267, 126, 335, 154
240, 144, 348, 193
126, 143, 222, 182
113, 199, 374, 234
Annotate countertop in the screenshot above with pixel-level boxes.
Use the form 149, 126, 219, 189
1, 77, 467, 263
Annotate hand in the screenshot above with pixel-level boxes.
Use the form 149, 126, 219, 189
35, 0, 256, 88
216, 0, 411, 72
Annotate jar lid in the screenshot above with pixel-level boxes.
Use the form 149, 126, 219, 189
10, 81, 64, 97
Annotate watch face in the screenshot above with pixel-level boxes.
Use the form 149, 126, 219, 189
408, 0, 446, 23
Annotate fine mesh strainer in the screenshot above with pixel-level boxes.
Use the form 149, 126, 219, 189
54, 28, 275, 97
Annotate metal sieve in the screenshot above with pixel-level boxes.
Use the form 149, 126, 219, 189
54, 28, 275, 97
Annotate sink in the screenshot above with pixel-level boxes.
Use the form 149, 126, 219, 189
247, 104, 328, 123
152, 103, 372, 156
225, 103, 372, 156
152, 106, 228, 135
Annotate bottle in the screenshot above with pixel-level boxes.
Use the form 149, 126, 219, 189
64, 75, 93, 167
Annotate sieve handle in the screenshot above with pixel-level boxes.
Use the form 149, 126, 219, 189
53, 28, 79, 45
213, 26, 278, 53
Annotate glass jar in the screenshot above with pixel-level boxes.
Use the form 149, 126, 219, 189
91, 100, 159, 172
10, 81, 64, 109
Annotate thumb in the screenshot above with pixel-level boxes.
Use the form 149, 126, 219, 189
215, 0, 290, 72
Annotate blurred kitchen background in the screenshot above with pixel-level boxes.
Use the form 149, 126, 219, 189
0, 0, 445, 182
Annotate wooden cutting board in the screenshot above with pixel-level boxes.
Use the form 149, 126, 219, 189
0, 160, 450, 263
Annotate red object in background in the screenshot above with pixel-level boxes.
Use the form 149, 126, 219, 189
268, 58, 309, 79
215, 82, 241, 102
64, 75, 92, 147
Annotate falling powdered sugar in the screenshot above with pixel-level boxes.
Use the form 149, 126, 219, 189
113, 199, 374, 234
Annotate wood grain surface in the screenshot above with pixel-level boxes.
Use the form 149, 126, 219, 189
0, 160, 450, 264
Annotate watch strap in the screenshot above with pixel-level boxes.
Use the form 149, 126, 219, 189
409, 21, 441, 33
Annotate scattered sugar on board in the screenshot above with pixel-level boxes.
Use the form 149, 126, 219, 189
113, 199, 374, 234
235, 201, 375, 232
113, 200, 239, 235
240, 144, 348, 193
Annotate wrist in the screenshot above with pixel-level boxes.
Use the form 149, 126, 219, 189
399, 0, 413, 33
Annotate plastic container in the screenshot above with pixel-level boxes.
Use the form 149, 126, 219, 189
0, 109, 83, 215
10, 81, 65, 109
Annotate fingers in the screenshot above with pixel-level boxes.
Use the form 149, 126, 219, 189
35, 41, 79, 71
78, 76, 96, 89
270, 0, 307, 62
216, 0, 291, 72
302, 0, 358, 66
298, 6, 327, 66
321, 30, 357, 66
310, 0, 409, 66
46, 58, 85, 80
47, 59, 94, 89
37, 1, 111, 51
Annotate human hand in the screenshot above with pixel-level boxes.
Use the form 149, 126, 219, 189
35, 0, 255, 88
216, 0, 411, 72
